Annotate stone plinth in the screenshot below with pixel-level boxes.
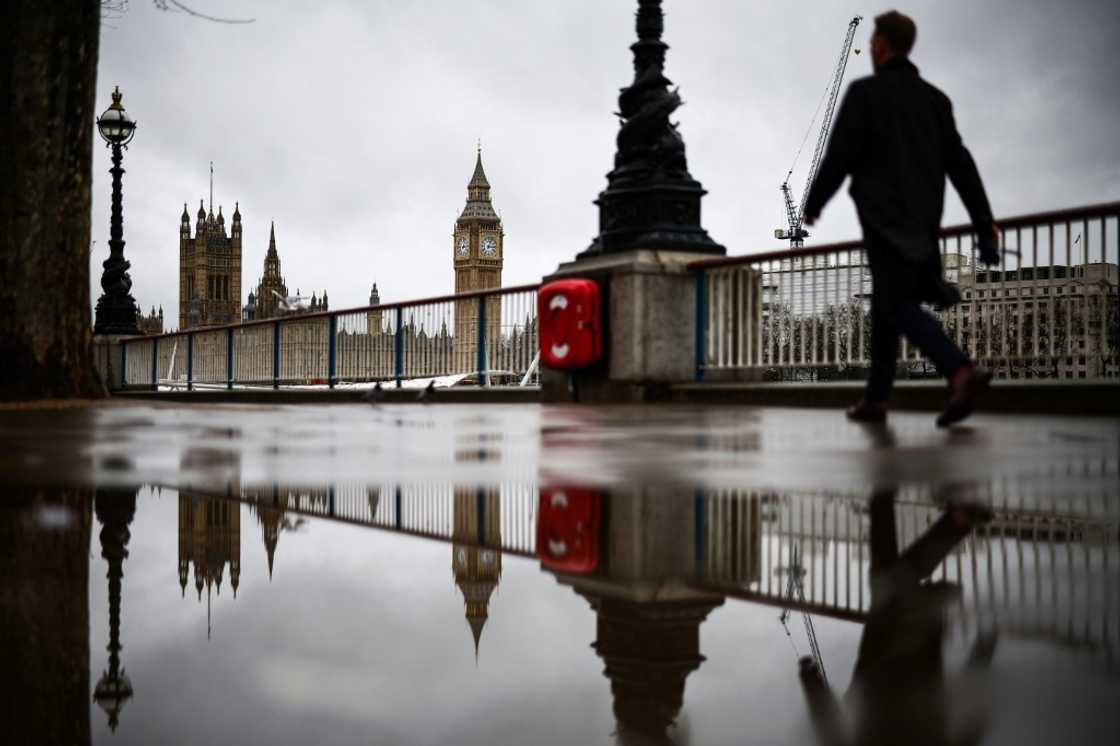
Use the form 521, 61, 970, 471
542, 250, 700, 402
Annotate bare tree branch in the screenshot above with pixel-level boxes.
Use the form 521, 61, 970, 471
152, 0, 255, 24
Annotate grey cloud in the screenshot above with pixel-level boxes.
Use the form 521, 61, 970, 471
90, 0, 1120, 323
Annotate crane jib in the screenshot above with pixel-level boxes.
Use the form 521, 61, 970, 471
779, 15, 863, 249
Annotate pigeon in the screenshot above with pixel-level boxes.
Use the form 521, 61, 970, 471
417, 380, 436, 403
362, 381, 385, 404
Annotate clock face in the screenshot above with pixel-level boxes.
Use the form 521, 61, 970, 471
480, 550, 496, 566
456, 237, 469, 257
457, 547, 467, 567
481, 236, 498, 257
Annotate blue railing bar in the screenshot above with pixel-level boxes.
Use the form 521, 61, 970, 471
477, 294, 487, 386
186, 333, 194, 391
272, 322, 280, 390
394, 309, 404, 388
150, 337, 158, 388
328, 314, 337, 389
694, 271, 708, 382
226, 327, 234, 390
693, 489, 706, 575
476, 488, 486, 544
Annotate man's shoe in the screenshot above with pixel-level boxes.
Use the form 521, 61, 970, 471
846, 400, 887, 423
937, 365, 993, 428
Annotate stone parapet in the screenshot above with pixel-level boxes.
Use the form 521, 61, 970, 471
542, 249, 701, 402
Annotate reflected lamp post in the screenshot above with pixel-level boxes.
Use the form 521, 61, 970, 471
93, 490, 137, 731
93, 86, 140, 335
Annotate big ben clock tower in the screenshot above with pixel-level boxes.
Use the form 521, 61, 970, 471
454, 146, 503, 373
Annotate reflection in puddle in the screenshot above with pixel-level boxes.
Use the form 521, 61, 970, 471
1, 403, 1118, 744
4, 478, 1114, 745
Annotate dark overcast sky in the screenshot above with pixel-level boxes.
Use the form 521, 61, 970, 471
90, 0, 1120, 322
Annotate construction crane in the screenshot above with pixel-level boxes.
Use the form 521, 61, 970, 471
775, 15, 863, 248
778, 545, 827, 681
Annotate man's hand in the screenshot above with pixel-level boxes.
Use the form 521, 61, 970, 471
978, 221, 1000, 266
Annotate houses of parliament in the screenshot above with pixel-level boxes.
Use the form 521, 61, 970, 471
176, 150, 504, 334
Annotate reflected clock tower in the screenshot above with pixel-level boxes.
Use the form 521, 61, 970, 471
451, 486, 502, 658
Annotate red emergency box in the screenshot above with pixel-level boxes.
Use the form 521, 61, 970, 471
538, 279, 601, 369
536, 487, 601, 573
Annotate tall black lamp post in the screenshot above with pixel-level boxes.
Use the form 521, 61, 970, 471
93, 86, 140, 335
581, 0, 724, 257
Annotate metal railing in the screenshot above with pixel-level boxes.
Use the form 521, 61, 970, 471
121, 284, 540, 390
691, 202, 1120, 382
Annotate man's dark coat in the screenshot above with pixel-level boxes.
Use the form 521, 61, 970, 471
804, 57, 994, 297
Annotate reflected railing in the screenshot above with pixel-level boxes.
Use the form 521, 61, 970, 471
176, 476, 1118, 667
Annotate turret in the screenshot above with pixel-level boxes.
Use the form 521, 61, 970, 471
321, 290, 328, 311
369, 282, 380, 306
196, 199, 206, 230
181, 203, 191, 239
231, 201, 242, 238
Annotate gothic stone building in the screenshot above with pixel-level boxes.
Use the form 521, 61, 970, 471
179, 201, 242, 330
242, 222, 330, 322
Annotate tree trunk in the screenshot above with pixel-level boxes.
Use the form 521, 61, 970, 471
0, 1, 102, 399
0, 489, 93, 745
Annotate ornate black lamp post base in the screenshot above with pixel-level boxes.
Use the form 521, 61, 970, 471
94, 289, 141, 335
581, 0, 724, 258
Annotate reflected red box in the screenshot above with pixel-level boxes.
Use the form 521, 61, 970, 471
538, 279, 601, 370
536, 488, 601, 573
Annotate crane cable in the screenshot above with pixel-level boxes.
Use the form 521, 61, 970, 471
785, 77, 834, 186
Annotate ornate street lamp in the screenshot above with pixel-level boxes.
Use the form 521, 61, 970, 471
581, 0, 724, 257
93, 86, 140, 335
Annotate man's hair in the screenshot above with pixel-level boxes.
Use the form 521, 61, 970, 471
874, 10, 917, 55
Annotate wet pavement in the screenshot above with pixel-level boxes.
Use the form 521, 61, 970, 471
1, 402, 1117, 745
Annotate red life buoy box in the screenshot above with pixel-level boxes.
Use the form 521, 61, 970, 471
538, 279, 601, 370
537, 487, 601, 573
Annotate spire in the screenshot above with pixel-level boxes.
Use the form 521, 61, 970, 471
181, 202, 189, 221
209, 160, 214, 215
469, 616, 486, 661
460, 146, 498, 221
468, 144, 490, 189
233, 201, 241, 222
267, 221, 277, 257
197, 199, 206, 220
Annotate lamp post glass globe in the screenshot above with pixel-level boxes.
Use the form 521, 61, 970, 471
97, 86, 136, 146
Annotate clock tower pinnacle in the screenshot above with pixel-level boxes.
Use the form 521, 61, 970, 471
453, 146, 503, 372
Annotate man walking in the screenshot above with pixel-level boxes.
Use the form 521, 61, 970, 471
804, 10, 1000, 427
